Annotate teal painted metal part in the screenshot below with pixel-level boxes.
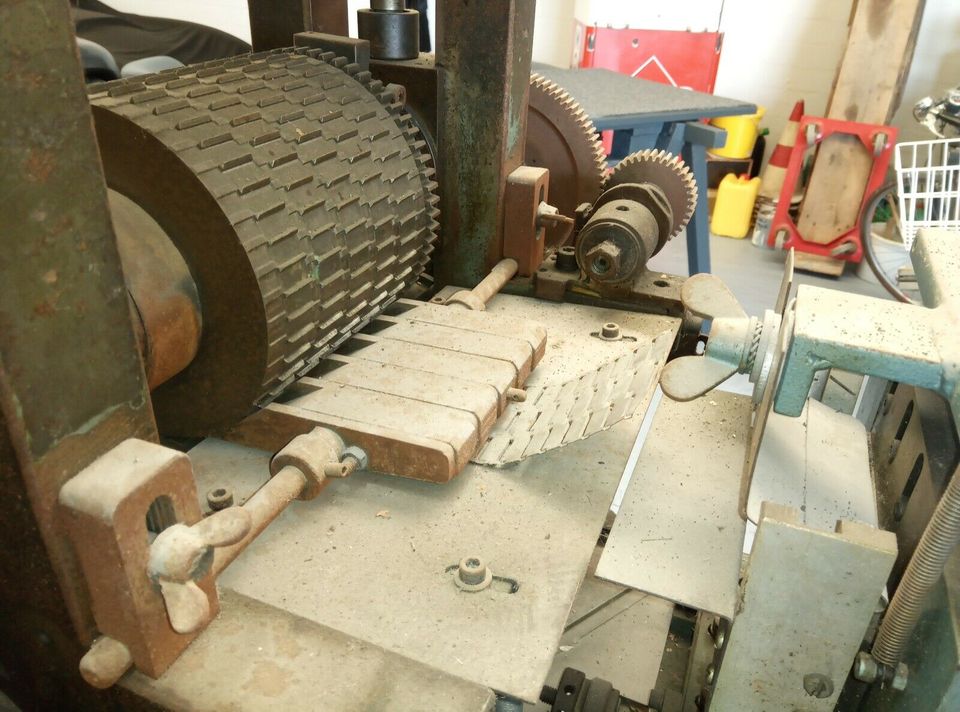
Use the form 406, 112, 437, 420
774, 229, 960, 419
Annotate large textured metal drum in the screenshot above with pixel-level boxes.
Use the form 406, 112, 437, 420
89, 49, 438, 435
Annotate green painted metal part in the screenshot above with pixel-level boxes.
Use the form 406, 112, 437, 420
774, 230, 960, 418
434, 0, 536, 288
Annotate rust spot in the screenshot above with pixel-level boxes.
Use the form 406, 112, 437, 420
42, 269, 58, 284
33, 300, 55, 317
242, 660, 293, 697
24, 148, 56, 183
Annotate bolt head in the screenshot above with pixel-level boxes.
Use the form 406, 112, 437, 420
803, 672, 834, 699
891, 663, 909, 691
458, 557, 487, 585
853, 652, 879, 683
585, 240, 622, 278
599, 322, 621, 340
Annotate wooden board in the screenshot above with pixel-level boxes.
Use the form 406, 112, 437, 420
794, 250, 846, 277
226, 303, 549, 483
797, 0, 925, 245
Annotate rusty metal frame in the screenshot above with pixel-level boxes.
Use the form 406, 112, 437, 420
0, 0, 158, 707
433, 0, 536, 288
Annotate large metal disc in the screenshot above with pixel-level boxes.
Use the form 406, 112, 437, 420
525, 74, 606, 247
90, 49, 438, 435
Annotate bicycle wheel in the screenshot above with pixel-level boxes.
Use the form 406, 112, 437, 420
860, 181, 915, 303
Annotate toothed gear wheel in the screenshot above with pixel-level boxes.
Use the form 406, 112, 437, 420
605, 149, 697, 240
525, 73, 606, 247
89, 48, 439, 435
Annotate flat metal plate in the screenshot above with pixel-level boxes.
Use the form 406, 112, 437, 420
748, 398, 878, 530
123, 591, 495, 712
710, 503, 896, 711
192, 295, 680, 702
596, 391, 751, 619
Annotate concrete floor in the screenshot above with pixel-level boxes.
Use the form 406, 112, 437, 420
648, 230, 891, 317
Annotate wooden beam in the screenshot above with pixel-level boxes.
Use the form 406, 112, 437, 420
796, 0, 925, 246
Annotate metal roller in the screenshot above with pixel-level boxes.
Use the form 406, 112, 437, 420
89, 48, 439, 436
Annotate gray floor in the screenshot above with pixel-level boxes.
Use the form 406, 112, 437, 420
648, 231, 891, 317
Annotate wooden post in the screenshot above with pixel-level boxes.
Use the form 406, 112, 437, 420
795, 0, 925, 252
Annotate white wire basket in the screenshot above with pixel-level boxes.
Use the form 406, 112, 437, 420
895, 137, 960, 248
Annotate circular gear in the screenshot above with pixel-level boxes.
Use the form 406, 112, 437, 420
525, 74, 606, 247
89, 48, 438, 436
605, 149, 697, 241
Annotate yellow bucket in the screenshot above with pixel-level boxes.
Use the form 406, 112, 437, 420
710, 106, 765, 159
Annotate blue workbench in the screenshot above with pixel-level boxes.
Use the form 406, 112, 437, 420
533, 64, 755, 275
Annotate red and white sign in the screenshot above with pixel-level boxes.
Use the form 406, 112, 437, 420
574, 23, 722, 94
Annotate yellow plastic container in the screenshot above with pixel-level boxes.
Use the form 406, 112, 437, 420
710, 106, 766, 159
711, 174, 761, 239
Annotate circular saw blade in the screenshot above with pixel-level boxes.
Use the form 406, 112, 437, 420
605, 149, 697, 241
525, 73, 606, 246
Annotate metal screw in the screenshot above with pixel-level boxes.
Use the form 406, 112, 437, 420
454, 556, 493, 592
853, 652, 879, 683
705, 664, 715, 685
600, 322, 621, 340
803, 672, 834, 699
206, 487, 234, 511
891, 662, 909, 691
708, 620, 726, 649
555, 245, 579, 273
459, 557, 486, 585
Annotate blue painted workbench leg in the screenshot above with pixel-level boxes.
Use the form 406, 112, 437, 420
682, 141, 711, 275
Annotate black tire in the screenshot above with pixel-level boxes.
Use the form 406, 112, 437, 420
860, 181, 914, 304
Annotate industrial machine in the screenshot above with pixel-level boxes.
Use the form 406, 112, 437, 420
1, 2, 959, 711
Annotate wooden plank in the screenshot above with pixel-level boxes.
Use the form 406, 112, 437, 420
343, 335, 518, 406
797, 0, 925, 245
225, 402, 461, 483
794, 250, 846, 277
306, 360, 500, 436
389, 299, 548, 365
368, 317, 535, 383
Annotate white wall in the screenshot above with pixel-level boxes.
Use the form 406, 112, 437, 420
93, 0, 960, 148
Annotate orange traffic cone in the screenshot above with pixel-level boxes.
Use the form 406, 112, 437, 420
758, 100, 804, 200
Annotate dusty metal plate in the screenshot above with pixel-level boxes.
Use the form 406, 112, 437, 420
192, 295, 680, 702
123, 591, 495, 712
710, 503, 896, 712
748, 398, 878, 530
596, 391, 751, 620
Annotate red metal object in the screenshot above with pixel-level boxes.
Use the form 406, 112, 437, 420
574, 23, 722, 93
767, 116, 898, 263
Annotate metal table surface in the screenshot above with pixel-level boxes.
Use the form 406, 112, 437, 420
531, 65, 754, 131
191, 295, 681, 703
532, 64, 756, 277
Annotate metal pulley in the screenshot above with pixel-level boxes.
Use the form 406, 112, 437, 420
358, 0, 421, 60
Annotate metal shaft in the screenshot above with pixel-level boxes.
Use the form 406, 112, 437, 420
446, 258, 518, 310
211, 465, 308, 576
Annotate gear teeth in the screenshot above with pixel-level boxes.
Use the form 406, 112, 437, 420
605, 149, 697, 240
527, 73, 607, 221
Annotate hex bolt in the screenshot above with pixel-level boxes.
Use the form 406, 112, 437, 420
206, 486, 234, 511
454, 555, 493, 592
891, 662, 909, 691
600, 322, 621, 340
585, 240, 622, 278
803, 672, 834, 699
555, 245, 579, 273
459, 557, 487, 585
